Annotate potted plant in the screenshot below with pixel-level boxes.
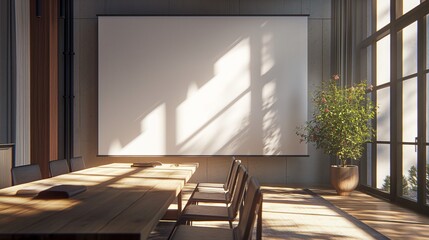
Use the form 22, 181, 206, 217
297, 74, 376, 196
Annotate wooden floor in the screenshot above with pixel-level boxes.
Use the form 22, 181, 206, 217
314, 189, 429, 240
149, 185, 429, 240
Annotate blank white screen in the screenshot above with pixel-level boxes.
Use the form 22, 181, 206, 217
98, 16, 308, 156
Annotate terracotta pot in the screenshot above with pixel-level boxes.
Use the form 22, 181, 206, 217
330, 165, 359, 196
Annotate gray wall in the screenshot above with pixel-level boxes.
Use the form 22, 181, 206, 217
0, 0, 11, 144
1, 0, 30, 168
73, 0, 332, 186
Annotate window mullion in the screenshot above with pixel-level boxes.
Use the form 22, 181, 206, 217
390, 0, 399, 200
417, 17, 427, 206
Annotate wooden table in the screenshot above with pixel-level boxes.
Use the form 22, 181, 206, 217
0, 163, 197, 240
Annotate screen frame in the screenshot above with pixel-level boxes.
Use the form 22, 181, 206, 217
97, 14, 310, 157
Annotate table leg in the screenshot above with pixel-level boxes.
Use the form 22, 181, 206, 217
162, 191, 183, 220
177, 191, 182, 217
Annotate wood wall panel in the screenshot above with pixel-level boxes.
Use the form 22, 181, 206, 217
30, 0, 58, 178
0, 145, 13, 188
48, 0, 58, 161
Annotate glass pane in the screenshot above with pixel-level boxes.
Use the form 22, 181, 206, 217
363, 143, 373, 186
401, 22, 418, 77
402, 78, 418, 142
376, 0, 390, 30
402, 145, 418, 201
426, 79, 429, 205
426, 146, 429, 205
376, 35, 390, 86
427, 14, 429, 70
377, 87, 390, 141
377, 144, 390, 191
427, 74, 429, 142
402, 0, 420, 16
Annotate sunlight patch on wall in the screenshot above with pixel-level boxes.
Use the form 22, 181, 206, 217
261, 33, 274, 76
176, 38, 251, 151
178, 92, 251, 155
262, 81, 281, 155
108, 103, 166, 155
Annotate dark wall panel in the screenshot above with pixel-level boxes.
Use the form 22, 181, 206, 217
0, 0, 11, 144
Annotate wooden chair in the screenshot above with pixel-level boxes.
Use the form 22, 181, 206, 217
187, 159, 241, 204
70, 156, 86, 171
49, 159, 70, 177
177, 164, 248, 228
11, 164, 42, 185
169, 177, 263, 240
196, 157, 239, 191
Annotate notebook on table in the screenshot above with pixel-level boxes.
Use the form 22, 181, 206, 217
35, 185, 87, 199
16, 186, 49, 197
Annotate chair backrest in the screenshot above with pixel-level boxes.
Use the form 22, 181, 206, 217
229, 164, 249, 218
234, 177, 262, 240
226, 159, 241, 193
11, 164, 42, 185
223, 158, 240, 190
49, 159, 70, 177
70, 156, 86, 171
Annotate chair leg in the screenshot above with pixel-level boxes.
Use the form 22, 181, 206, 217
257, 197, 263, 240
175, 215, 187, 226
184, 187, 199, 208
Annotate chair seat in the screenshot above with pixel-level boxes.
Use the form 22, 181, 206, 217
194, 159, 239, 194
191, 191, 228, 203
181, 205, 231, 221
196, 187, 228, 193
171, 225, 234, 240
197, 182, 225, 189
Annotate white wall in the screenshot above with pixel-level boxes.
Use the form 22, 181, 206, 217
73, 0, 332, 186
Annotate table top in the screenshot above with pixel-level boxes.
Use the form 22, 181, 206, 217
0, 162, 197, 239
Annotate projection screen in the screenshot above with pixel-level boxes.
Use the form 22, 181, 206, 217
98, 16, 308, 156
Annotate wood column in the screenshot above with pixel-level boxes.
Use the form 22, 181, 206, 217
30, 0, 58, 178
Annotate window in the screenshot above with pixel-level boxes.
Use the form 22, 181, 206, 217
359, 0, 429, 212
